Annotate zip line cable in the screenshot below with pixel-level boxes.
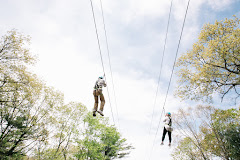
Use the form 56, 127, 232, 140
149, 0, 191, 159
145, 0, 173, 158
89, 0, 115, 125
99, 0, 121, 130
148, 108, 165, 160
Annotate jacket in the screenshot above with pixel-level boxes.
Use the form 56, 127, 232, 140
94, 78, 107, 90
163, 116, 172, 132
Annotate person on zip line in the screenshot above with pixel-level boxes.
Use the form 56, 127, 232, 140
93, 76, 107, 117
161, 112, 173, 146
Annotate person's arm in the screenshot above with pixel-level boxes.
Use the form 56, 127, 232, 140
163, 117, 167, 122
103, 80, 107, 87
98, 79, 107, 87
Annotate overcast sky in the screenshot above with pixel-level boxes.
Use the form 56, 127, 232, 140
0, 0, 240, 159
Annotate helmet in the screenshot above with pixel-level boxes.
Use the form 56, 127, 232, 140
167, 112, 171, 116
99, 76, 103, 79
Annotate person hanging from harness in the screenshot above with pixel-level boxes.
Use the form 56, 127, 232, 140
161, 112, 173, 146
93, 76, 107, 117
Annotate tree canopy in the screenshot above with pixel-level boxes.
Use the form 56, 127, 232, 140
75, 113, 133, 160
176, 16, 240, 102
0, 30, 56, 158
172, 106, 240, 160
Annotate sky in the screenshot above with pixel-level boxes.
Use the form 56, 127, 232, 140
0, 0, 240, 159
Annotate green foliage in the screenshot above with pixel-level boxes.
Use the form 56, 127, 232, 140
75, 113, 133, 160
202, 108, 240, 159
172, 137, 201, 160
172, 106, 240, 160
0, 30, 64, 159
176, 16, 240, 102
35, 102, 87, 160
1, 30, 40, 158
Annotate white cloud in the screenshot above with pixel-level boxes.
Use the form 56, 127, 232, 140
207, 0, 235, 10
101, 0, 170, 23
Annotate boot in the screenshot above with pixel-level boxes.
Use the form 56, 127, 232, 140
93, 110, 97, 117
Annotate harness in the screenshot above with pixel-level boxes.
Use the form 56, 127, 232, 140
94, 81, 99, 90
168, 118, 172, 126
94, 80, 103, 90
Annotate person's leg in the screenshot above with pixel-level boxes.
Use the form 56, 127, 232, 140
168, 130, 172, 146
161, 127, 167, 144
93, 90, 98, 116
99, 90, 105, 111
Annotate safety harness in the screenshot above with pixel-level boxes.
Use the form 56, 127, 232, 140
94, 81, 99, 90
94, 80, 103, 90
168, 118, 172, 126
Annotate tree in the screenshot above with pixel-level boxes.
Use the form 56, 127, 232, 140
175, 16, 240, 102
0, 30, 64, 159
33, 102, 87, 160
172, 106, 212, 160
30, 105, 134, 160
172, 105, 240, 160
172, 137, 202, 160
75, 113, 133, 160
203, 108, 240, 159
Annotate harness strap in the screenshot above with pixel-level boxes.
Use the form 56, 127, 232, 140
94, 81, 99, 90
168, 118, 172, 126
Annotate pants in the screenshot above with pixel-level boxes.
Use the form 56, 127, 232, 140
162, 127, 172, 143
93, 89, 105, 111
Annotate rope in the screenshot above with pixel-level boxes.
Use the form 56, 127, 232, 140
99, 0, 121, 130
149, 0, 191, 158
145, 0, 173, 158
89, 0, 115, 125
